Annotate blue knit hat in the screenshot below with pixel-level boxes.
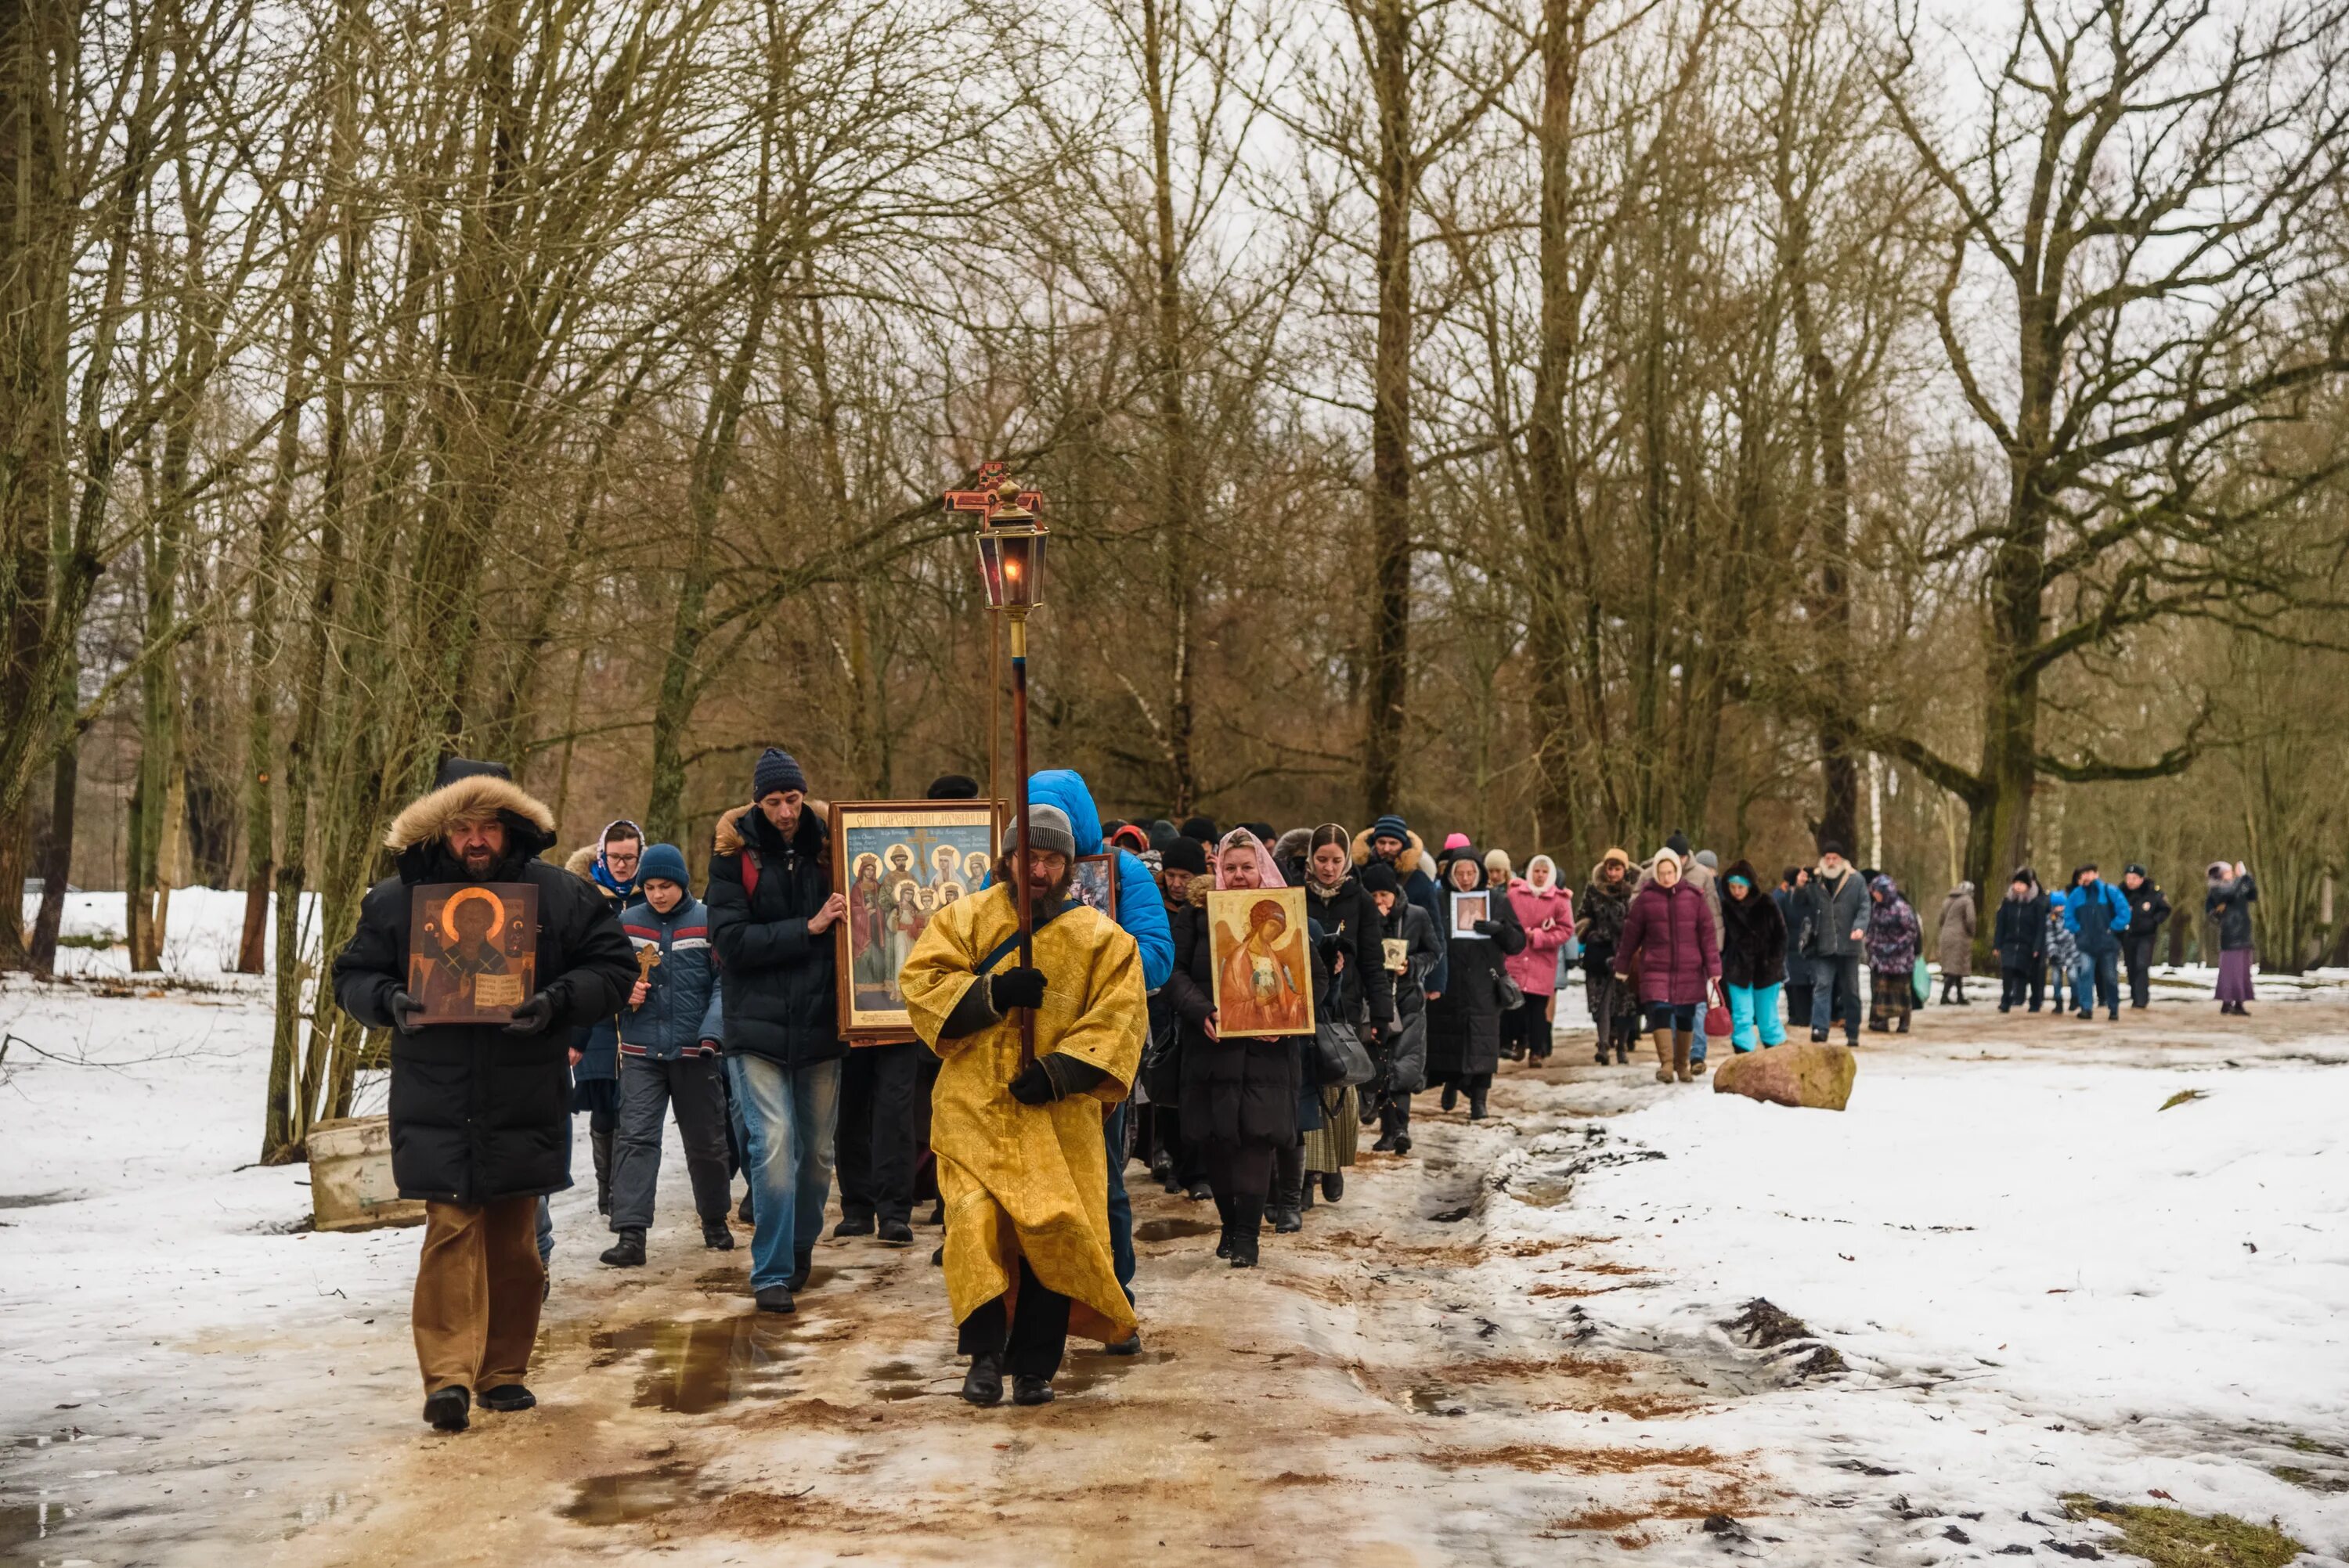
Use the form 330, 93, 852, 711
1370, 813, 1410, 846
638, 842, 690, 890
752, 748, 806, 798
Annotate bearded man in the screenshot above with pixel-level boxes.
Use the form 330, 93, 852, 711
899, 804, 1145, 1408
332, 758, 636, 1433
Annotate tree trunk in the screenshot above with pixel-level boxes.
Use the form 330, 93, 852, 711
1359, 0, 1413, 817
1521, 0, 1587, 856
1142, 0, 1199, 815
28, 730, 74, 976
238, 292, 312, 975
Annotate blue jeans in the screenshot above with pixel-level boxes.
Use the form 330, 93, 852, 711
1690, 1002, 1709, 1065
535, 1195, 553, 1268
1728, 982, 1786, 1050
2073, 949, 2119, 1015
727, 1054, 842, 1292
1809, 954, 1861, 1040
1103, 1100, 1135, 1303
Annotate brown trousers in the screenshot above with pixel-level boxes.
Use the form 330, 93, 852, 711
413, 1195, 544, 1393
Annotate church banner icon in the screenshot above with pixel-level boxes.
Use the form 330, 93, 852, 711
830, 801, 1002, 1041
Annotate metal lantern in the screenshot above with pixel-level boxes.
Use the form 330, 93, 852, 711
975, 488, 1047, 614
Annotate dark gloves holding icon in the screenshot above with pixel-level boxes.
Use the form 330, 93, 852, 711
1471, 919, 1500, 936
1008, 1052, 1112, 1105
390, 990, 424, 1034
990, 966, 1047, 1013
502, 993, 555, 1036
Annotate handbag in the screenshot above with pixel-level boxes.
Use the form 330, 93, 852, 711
1911, 955, 1931, 1007
1702, 979, 1730, 1043
1312, 1015, 1375, 1087
1492, 964, 1526, 1012
1138, 1009, 1182, 1105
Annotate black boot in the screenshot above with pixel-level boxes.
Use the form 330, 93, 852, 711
1229, 1198, 1263, 1267
1212, 1192, 1235, 1259
702, 1219, 734, 1251
788, 1249, 814, 1291
962, 1354, 1004, 1406
1467, 1089, 1488, 1121
599, 1227, 645, 1267
878, 1218, 915, 1245
736, 1190, 752, 1224
478, 1383, 536, 1412
423, 1386, 471, 1433
1298, 1174, 1316, 1213
1012, 1375, 1055, 1407
1439, 1084, 1458, 1112
1322, 1171, 1343, 1202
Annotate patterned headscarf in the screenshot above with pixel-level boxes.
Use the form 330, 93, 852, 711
1214, 827, 1287, 890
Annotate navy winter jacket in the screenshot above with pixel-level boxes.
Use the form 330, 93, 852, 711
618, 894, 726, 1062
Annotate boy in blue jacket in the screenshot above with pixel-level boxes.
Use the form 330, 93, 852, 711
601, 844, 734, 1266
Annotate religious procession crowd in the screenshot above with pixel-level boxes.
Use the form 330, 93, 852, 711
329, 750, 2267, 1432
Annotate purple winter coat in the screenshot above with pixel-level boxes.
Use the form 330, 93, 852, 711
1616, 879, 1722, 1007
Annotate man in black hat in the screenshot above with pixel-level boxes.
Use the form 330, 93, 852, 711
332, 758, 637, 1433
707, 748, 850, 1314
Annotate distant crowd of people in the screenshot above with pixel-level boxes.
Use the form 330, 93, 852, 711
332, 750, 2268, 1430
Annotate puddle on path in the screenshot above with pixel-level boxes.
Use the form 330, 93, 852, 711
592, 1315, 799, 1414
0, 1189, 78, 1210
1057, 1350, 1174, 1396
561, 1463, 707, 1526
1135, 1217, 1220, 1243
1408, 1386, 1471, 1417
861, 1359, 945, 1402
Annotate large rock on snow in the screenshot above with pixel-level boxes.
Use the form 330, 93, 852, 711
1712, 1041, 1855, 1112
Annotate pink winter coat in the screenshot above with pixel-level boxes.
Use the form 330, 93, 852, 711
1504, 878, 1573, 997
1616, 879, 1722, 1007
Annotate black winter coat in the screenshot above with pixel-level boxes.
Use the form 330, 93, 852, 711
1719, 889, 1788, 989
2206, 874, 2258, 952
1992, 892, 2045, 968
1303, 874, 1395, 1031
2124, 881, 2171, 944
1168, 890, 1300, 1148
1426, 883, 1526, 1081
333, 775, 637, 1206
706, 802, 846, 1068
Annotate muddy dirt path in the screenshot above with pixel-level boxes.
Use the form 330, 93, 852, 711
244, 1059, 1790, 1567
15, 992, 2336, 1566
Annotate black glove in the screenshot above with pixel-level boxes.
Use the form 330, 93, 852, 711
1315, 933, 1342, 968
502, 993, 555, 1036
990, 966, 1046, 1013
389, 989, 424, 1034
1472, 919, 1500, 936
1009, 1052, 1111, 1105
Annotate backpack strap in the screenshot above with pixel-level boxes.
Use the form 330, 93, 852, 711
975, 899, 1076, 975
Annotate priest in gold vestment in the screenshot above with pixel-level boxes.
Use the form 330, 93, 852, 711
899, 804, 1145, 1408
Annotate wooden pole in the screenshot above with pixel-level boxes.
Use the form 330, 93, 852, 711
1010, 611, 1035, 1066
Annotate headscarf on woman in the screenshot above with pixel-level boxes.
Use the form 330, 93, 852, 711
1215, 827, 1286, 891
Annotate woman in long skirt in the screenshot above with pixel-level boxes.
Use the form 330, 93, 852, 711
2206, 861, 2259, 1015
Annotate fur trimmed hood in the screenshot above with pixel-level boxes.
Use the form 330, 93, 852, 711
1351, 825, 1427, 877
384, 774, 557, 856
565, 845, 600, 879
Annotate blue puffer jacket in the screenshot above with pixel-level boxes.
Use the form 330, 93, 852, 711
2062, 878, 2131, 957
1027, 769, 1174, 991
618, 894, 725, 1062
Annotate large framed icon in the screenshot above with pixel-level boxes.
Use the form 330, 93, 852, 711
831, 800, 1003, 1042
1204, 885, 1316, 1038
408, 882, 539, 1024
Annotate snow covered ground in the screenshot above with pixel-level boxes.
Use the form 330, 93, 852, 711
1486, 1014, 2349, 1561
5, 889, 2349, 1563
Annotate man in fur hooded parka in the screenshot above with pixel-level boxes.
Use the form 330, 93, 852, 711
333, 758, 635, 1434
